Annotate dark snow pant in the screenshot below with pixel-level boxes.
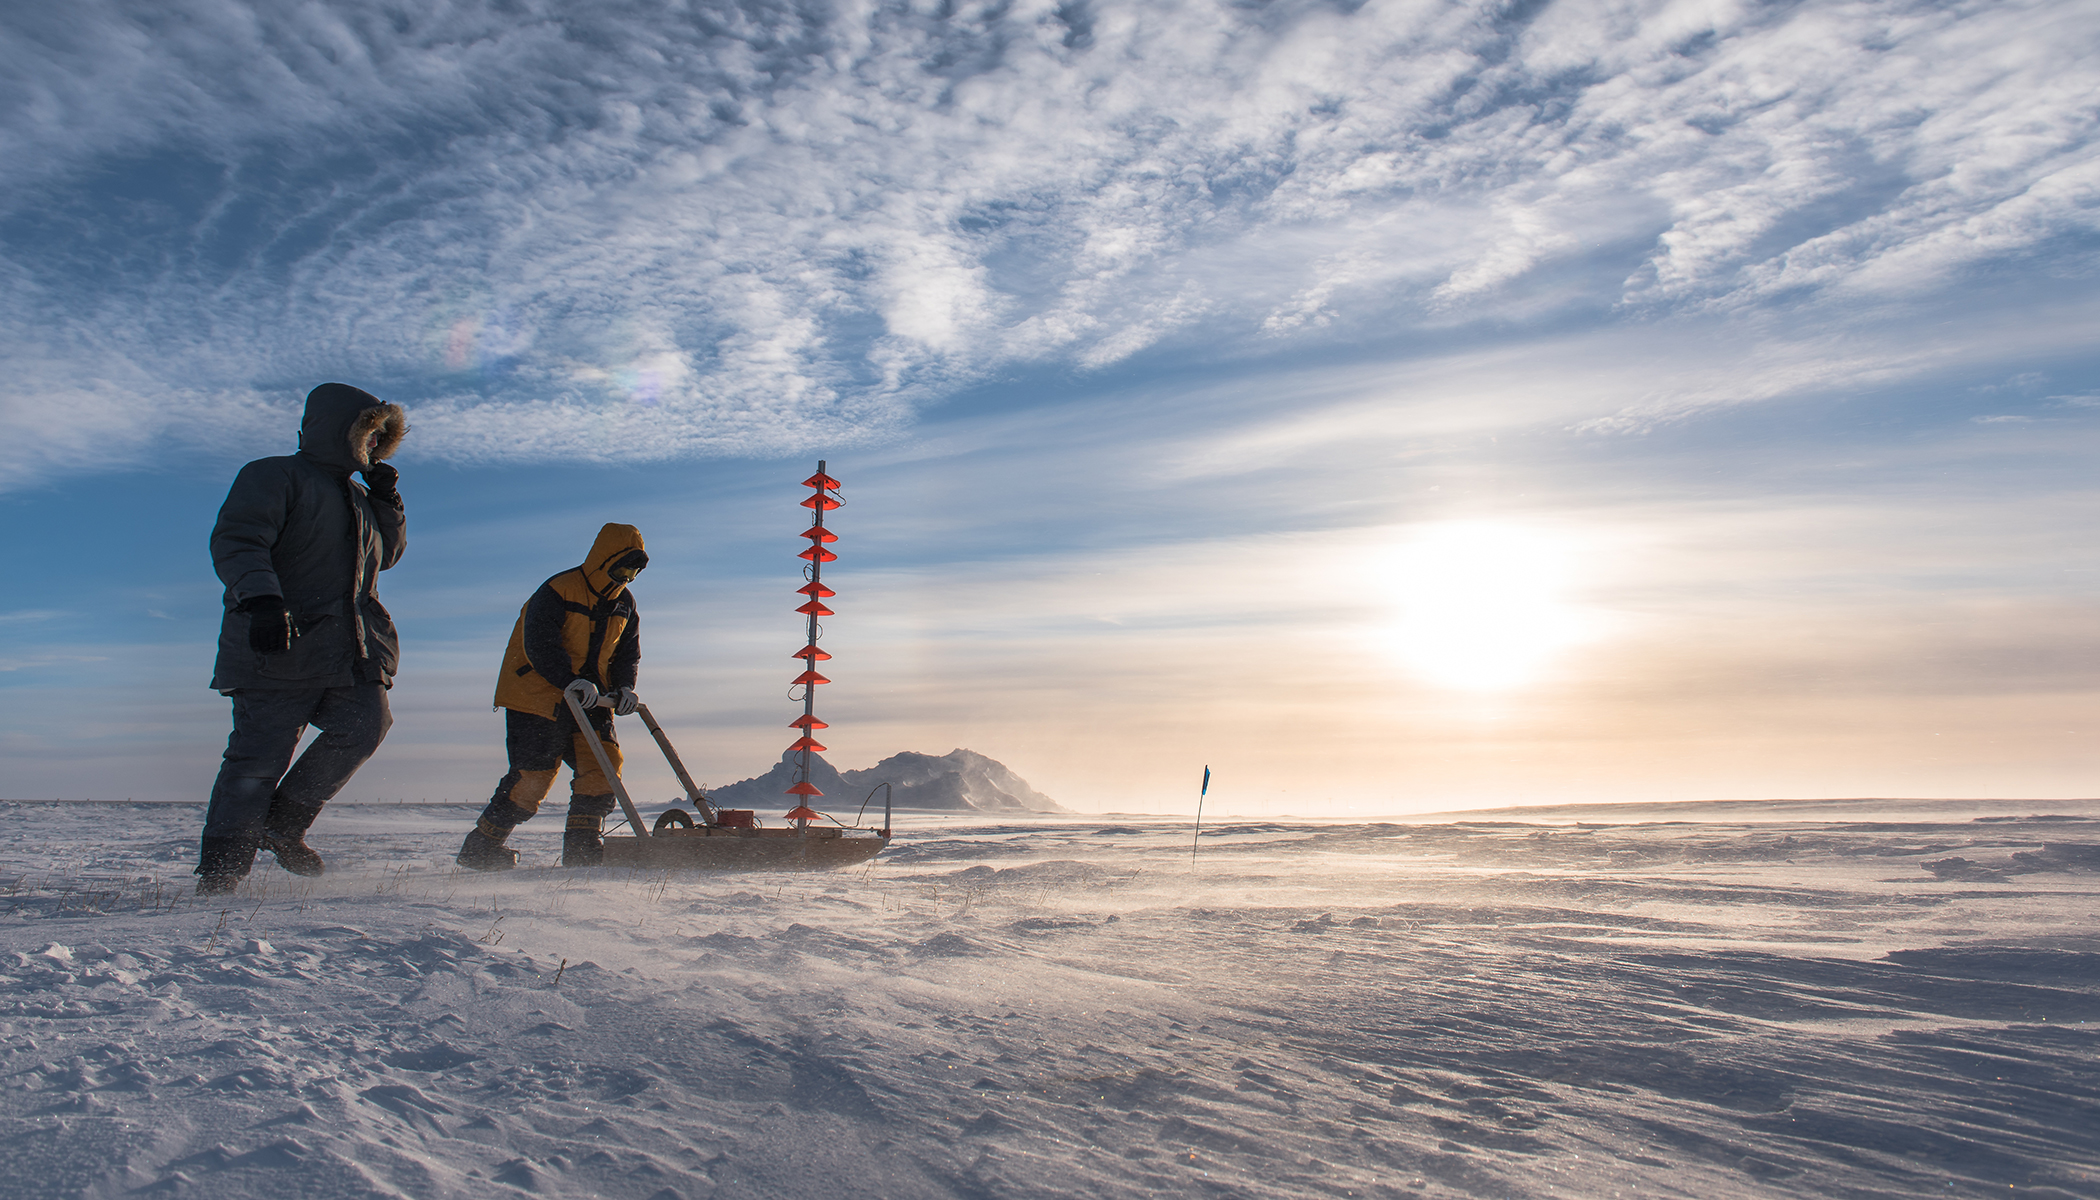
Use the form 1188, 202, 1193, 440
197, 683, 392, 877
474, 707, 621, 837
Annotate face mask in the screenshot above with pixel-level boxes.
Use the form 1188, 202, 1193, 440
606, 548, 648, 585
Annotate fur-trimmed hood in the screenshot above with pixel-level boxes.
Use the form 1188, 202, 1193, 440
349, 404, 408, 468
297, 382, 408, 474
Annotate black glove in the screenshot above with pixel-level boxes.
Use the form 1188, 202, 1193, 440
361, 460, 400, 504
240, 595, 294, 655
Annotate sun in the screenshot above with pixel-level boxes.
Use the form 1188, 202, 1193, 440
1382, 521, 1598, 692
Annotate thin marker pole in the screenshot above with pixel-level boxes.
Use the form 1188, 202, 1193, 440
1190, 765, 1211, 867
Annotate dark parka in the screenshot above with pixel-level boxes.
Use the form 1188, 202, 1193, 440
210, 384, 408, 691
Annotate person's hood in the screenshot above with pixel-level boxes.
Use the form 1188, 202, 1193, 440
581, 523, 648, 598
296, 382, 408, 474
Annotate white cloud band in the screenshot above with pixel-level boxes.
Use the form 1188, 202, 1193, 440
2, 0, 2094, 485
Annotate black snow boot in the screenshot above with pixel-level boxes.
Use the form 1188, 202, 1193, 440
456, 824, 519, 871
562, 795, 615, 867
262, 797, 326, 877
560, 828, 603, 867
195, 835, 256, 897
262, 829, 325, 877
562, 822, 603, 867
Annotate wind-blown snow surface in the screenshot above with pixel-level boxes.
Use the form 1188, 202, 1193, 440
2, 799, 2097, 1199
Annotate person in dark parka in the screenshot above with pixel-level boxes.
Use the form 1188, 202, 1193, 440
197, 383, 408, 895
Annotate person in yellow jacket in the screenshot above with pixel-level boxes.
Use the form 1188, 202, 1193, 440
457, 523, 649, 870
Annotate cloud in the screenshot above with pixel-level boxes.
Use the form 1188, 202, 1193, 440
3, 0, 2097, 487
0, 653, 109, 672
0, 609, 63, 624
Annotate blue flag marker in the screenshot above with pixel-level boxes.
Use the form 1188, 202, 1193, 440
1192, 765, 1212, 867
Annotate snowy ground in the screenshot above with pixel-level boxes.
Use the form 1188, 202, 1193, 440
2, 798, 2097, 1200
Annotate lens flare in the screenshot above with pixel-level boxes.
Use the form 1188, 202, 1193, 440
621, 368, 662, 407
443, 316, 479, 371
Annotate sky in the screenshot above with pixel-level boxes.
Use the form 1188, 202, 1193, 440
2, 0, 2097, 815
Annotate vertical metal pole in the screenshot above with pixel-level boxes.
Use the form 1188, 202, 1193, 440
795, 460, 826, 827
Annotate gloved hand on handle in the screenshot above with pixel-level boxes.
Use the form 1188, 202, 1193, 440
564, 678, 601, 710
612, 686, 639, 716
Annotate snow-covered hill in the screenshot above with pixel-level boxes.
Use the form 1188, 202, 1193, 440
705, 749, 1066, 814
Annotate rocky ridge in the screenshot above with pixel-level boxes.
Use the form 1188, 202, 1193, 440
703, 748, 1066, 814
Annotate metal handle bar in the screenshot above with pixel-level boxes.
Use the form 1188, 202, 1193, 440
564, 687, 652, 839
562, 686, 721, 839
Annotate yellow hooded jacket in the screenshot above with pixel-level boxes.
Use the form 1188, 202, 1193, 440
493, 524, 647, 718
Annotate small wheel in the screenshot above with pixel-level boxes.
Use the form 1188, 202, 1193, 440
653, 808, 695, 832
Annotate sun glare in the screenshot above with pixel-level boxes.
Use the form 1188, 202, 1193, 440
1383, 521, 1597, 692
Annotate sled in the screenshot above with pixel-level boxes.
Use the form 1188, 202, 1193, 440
565, 688, 891, 872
